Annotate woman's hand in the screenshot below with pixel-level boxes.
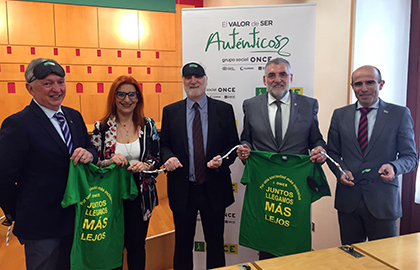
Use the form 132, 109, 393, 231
128, 161, 152, 173
109, 154, 128, 168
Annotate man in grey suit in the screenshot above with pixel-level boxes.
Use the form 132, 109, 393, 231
237, 57, 327, 259
326, 65, 418, 245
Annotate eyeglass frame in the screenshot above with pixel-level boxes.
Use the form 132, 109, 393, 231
115, 91, 139, 100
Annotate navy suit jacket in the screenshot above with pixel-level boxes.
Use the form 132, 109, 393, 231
327, 99, 418, 219
241, 91, 325, 153
0, 100, 98, 239
160, 96, 239, 212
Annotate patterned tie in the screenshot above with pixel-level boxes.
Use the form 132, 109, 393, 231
358, 107, 372, 155
275, 100, 283, 148
193, 103, 206, 184
54, 112, 73, 154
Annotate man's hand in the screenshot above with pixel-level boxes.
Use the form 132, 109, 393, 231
237, 144, 250, 161
164, 157, 183, 172
71, 147, 93, 165
310, 146, 327, 163
378, 164, 395, 181
340, 170, 354, 186
208, 156, 222, 169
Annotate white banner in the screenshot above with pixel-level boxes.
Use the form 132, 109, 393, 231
182, 4, 316, 268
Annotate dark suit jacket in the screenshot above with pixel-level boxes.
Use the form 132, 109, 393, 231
0, 100, 98, 240
160, 96, 239, 212
241, 91, 325, 153
327, 99, 418, 219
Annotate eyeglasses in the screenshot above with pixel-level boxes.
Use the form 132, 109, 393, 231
115, 91, 138, 100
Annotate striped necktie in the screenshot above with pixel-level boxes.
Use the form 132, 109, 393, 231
358, 107, 372, 155
54, 112, 73, 154
193, 103, 206, 184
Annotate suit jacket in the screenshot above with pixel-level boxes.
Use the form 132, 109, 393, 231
160, 96, 239, 212
327, 99, 418, 219
241, 91, 325, 154
0, 100, 98, 240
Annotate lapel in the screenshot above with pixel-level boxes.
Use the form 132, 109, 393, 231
344, 103, 361, 155
259, 93, 277, 146
365, 99, 389, 156
29, 101, 69, 156
282, 91, 297, 147
179, 99, 189, 156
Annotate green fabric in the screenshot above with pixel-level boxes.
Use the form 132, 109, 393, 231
239, 151, 330, 256
62, 162, 138, 270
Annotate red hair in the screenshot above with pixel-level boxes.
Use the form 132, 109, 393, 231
100, 75, 144, 128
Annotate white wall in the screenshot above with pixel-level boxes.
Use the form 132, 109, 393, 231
352, 0, 411, 106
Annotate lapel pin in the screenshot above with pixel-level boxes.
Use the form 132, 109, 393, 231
384, 110, 388, 114
294, 103, 297, 106
70, 120, 73, 123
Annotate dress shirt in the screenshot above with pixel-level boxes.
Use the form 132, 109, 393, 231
33, 98, 67, 143
186, 95, 208, 182
355, 99, 379, 141
268, 91, 290, 140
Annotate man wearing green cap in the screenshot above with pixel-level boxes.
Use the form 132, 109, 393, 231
161, 62, 240, 269
0, 58, 98, 270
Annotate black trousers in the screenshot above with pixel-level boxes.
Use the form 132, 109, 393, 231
172, 182, 226, 270
114, 195, 150, 270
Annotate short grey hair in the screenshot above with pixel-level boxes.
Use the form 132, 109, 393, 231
265, 57, 292, 74
25, 58, 50, 83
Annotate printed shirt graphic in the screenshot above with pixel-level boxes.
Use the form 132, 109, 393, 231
62, 162, 138, 270
239, 151, 330, 256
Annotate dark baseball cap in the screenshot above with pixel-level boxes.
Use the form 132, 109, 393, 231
31, 60, 65, 82
182, 62, 206, 77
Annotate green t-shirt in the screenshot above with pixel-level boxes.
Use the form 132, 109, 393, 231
62, 162, 138, 270
239, 151, 330, 257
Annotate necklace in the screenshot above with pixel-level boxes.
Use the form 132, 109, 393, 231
124, 142, 133, 160
119, 122, 133, 137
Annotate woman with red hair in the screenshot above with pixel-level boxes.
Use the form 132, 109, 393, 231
91, 75, 160, 270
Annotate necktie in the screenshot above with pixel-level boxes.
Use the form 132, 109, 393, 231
193, 103, 206, 184
54, 112, 73, 154
275, 100, 283, 148
358, 107, 372, 155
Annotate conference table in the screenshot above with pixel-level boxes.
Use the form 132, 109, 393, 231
214, 262, 257, 270
216, 232, 420, 269
252, 246, 392, 269
352, 232, 420, 269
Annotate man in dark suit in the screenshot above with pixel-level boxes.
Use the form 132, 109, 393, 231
236, 57, 327, 259
326, 65, 418, 245
160, 62, 239, 270
0, 58, 98, 270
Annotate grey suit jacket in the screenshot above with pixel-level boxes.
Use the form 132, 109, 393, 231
327, 99, 418, 219
240, 91, 325, 154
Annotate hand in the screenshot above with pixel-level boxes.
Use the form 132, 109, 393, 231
208, 155, 222, 169
128, 161, 152, 173
164, 157, 183, 172
340, 170, 354, 186
109, 154, 128, 168
310, 146, 327, 163
71, 147, 93, 165
237, 144, 250, 161
378, 164, 395, 181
